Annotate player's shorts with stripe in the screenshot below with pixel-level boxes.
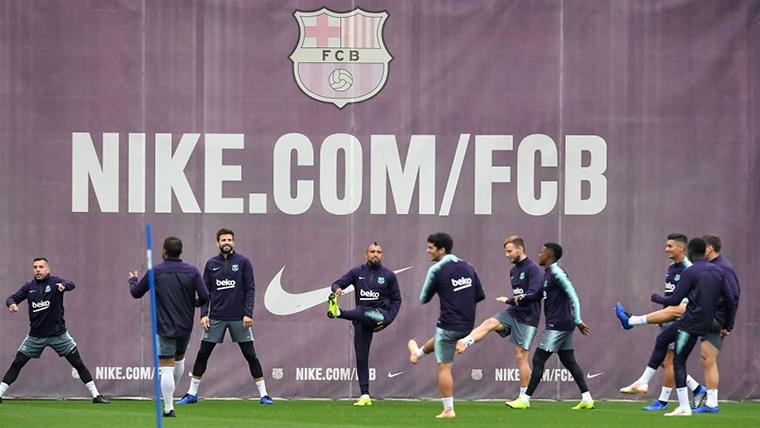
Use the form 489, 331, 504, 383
202, 319, 253, 343
18, 331, 77, 358
158, 335, 190, 358
538, 329, 574, 352
434, 327, 469, 363
493, 310, 537, 350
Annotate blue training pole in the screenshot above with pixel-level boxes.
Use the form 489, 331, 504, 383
146, 224, 163, 428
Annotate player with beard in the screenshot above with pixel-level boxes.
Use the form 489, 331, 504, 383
326, 242, 402, 406
178, 228, 273, 405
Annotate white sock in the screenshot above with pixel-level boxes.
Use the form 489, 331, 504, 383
174, 359, 185, 386
523, 393, 531, 403
637, 366, 656, 385
85, 381, 100, 398
658, 386, 672, 402
441, 396, 454, 410
629, 315, 647, 326
415, 348, 426, 358
676, 387, 690, 410
685, 375, 700, 391
188, 377, 202, 396
255, 379, 268, 397
159, 367, 175, 413
0, 382, 9, 397
581, 391, 592, 402
519, 386, 527, 396
462, 335, 475, 348
706, 389, 718, 407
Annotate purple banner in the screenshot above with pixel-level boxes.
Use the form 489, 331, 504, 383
0, 0, 758, 400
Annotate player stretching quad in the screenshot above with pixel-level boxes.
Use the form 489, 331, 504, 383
407, 233, 485, 419
616, 234, 706, 410
179, 228, 273, 405
650, 238, 735, 416
0, 258, 109, 404
326, 242, 402, 406
455, 235, 542, 402
506, 243, 594, 410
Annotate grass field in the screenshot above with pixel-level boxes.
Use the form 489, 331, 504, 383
2, 399, 759, 427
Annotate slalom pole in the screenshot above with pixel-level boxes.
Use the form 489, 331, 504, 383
146, 224, 163, 428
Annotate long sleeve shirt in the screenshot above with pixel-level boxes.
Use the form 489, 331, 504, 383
651, 258, 736, 335
6, 275, 74, 337
419, 254, 485, 332
200, 251, 255, 321
505, 257, 543, 327
710, 255, 740, 330
331, 262, 402, 324
662, 259, 692, 307
130, 258, 209, 337
542, 263, 583, 332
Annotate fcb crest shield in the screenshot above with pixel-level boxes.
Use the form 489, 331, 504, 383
290, 8, 392, 108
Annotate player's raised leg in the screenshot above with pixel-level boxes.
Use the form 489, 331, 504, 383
408, 337, 433, 365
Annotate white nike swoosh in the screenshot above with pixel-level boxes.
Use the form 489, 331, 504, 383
264, 265, 413, 316
586, 372, 604, 379
211, 267, 221, 271
387, 371, 404, 378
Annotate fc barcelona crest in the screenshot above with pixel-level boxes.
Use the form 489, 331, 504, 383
290, 8, 392, 108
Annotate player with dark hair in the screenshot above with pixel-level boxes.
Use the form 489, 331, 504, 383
455, 235, 542, 402
693, 234, 740, 413
617, 234, 705, 410
1, 258, 109, 404
407, 233, 485, 419
326, 242, 402, 406
506, 243, 594, 410
650, 238, 736, 416
130, 237, 209, 417
179, 228, 273, 405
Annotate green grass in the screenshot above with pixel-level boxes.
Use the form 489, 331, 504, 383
2, 399, 759, 427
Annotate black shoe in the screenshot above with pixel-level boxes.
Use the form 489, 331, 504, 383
92, 395, 110, 404
163, 410, 176, 417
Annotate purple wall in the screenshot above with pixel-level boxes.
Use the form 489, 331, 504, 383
0, 0, 758, 400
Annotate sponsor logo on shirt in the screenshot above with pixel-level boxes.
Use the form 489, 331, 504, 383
32, 300, 51, 312
216, 279, 237, 290
211, 266, 221, 272
359, 288, 380, 300
665, 282, 676, 293
513, 287, 524, 296
451, 276, 472, 291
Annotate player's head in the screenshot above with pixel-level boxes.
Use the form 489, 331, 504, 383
665, 233, 688, 262
216, 228, 235, 254
366, 242, 384, 266
427, 233, 453, 262
686, 237, 707, 260
702, 234, 721, 260
32, 257, 50, 280
538, 242, 562, 267
503, 235, 526, 264
163, 237, 183, 259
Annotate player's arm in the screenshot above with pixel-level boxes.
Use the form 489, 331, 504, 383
330, 268, 356, 297
128, 270, 149, 298
56, 277, 75, 292
6, 284, 29, 312
515, 264, 543, 304
556, 270, 583, 326
386, 273, 402, 322
419, 269, 438, 305
243, 259, 255, 318
651, 272, 691, 306
473, 270, 485, 303
719, 277, 737, 332
194, 269, 210, 308
200, 264, 212, 318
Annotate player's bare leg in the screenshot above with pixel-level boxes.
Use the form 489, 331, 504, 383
455, 318, 504, 353
515, 346, 531, 389
436, 362, 456, 419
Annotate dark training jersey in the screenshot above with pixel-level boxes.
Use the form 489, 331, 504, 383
664, 259, 692, 297
506, 257, 543, 327
200, 251, 255, 321
130, 258, 209, 337
651, 259, 736, 336
542, 263, 583, 332
331, 262, 402, 325
419, 254, 485, 332
710, 255, 740, 330
6, 275, 74, 337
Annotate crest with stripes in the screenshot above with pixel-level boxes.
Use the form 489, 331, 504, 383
290, 8, 392, 108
